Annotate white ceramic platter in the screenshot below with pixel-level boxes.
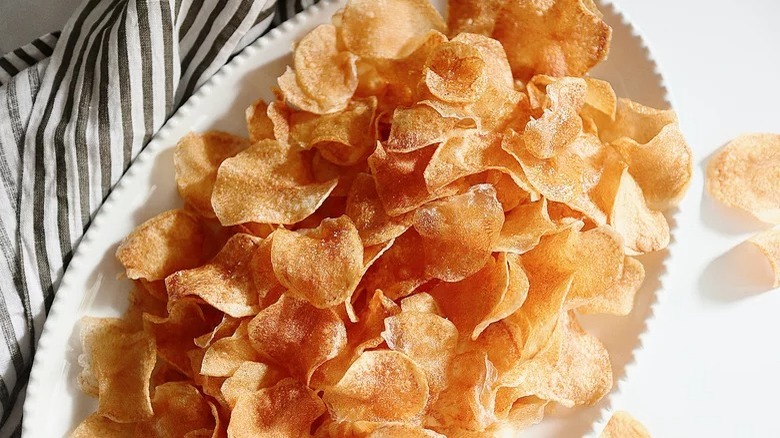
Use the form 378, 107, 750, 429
22, 1, 675, 436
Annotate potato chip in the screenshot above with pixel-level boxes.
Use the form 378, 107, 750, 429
248, 294, 347, 383
228, 378, 326, 438
424, 41, 488, 103
447, 0, 503, 35
451, 33, 514, 89
245, 99, 275, 143
174, 132, 249, 218
490, 0, 612, 80
361, 229, 428, 300
381, 310, 459, 393
749, 229, 780, 288
166, 233, 264, 317
420, 81, 523, 133
610, 169, 670, 255
212, 139, 338, 225
248, 235, 285, 307
494, 199, 557, 254
583, 77, 617, 120
136, 382, 216, 437
706, 133, 780, 223
426, 351, 497, 432
346, 173, 411, 246
221, 361, 287, 409
78, 317, 156, 422
201, 321, 262, 377
400, 292, 442, 315
386, 105, 459, 153
289, 97, 377, 166
368, 424, 446, 437
414, 184, 504, 282
600, 411, 652, 438
599, 98, 678, 144
194, 315, 240, 349
267, 100, 291, 144
70, 414, 136, 438
579, 256, 645, 315
503, 312, 612, 407
116, 209, 205, 281
272, 216, 363, 308
187, 348, 230, 408
323, 350, 429, 422
124, 282, 168, 331
144, 299, 213, 376
522, 77, 586, 159
339, 0, 446, 59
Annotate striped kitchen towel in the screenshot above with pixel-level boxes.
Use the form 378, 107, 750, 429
0, 0, 320, 435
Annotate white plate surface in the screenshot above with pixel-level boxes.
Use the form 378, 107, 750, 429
23, 1, 678, 436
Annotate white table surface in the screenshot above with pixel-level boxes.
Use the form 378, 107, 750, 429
4, 0, 780, 436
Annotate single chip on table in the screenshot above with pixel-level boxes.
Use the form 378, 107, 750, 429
748, 229, 780, 288
706, 133, 780, 224
600, 411, 652, 438
116, 209, 205, 281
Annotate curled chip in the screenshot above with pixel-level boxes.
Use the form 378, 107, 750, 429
387, 105, 459, 153
749, 229, 780, 288
494, 198, 557, 254
424, 41, 488, 103
368, 425, 446, 437
116, 209, 205, 281
143, 299, 213, 376
600, 411, 652, 438
174, 131, 249, 217
248, 294, 347, 383
212, 139, 337, 225
278, 24, 358, 114
135, 382, 217, 437
70, 414, 136, 437
221, 361, 287, 409
201, 321, 261, 377
78, 317, 156, 422
323, 350, 429, 422
272, 216, 363, 308
522, 77, 586, 159
361, 229, 428, 300
579, 256, 645, 316
245, 99, 275, 143
610, 169, 670, 255
345, 173, 411, 246
489, 0, 612, 80
706, 133, 780, 223
166, 233, 264, 317
339, 0, 446, 59
228, 378, 326, 438
414, 184, 504, 282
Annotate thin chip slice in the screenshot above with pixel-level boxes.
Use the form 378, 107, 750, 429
201, 321, 261, 377
368, 425, 446, 437
400, 292, 442, 315
339, 0, 446, 59
494, 199, 557, 254
346, 173, 411, 246
221, 361, 287, 409
361, 229, 428, 300
706, 133, 780, 223
116, 209, 205, 281
78, 317, 156, 422
387, 105, 459, 153
522, 77, 586, 159
749, 229, 780, 288
610, 169, 670, 255
136, 382, 216, 437
600, 411, 652, 438
424, 41, 488, 103
245, 99, 275, 142
166, 233, 264, 317
70, 414, 136, 438
174, 131, 249, 217
212, 139, 337, 225
143, 299, 213, 376
414, 184, 504, 282
272, 216, 363, 308
228, 378, 326, 438
248, 294, 347, 383
579, 256, 645, 315
323, 350, 429, 422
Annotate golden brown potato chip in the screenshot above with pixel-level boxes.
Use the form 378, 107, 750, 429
187, 348, 230, 408
368, 424, 446, 437
212, 139, 337, 225
78, 317, 156, 422
228, 378, 326, 438
221, 361, 287, 409
201, 321, 262, 377
706, 133, 780, 223
174, 131, 249, 217
447, 0, 503, 35
490, 0, 612, 80
361, 229, 429, 300
424, 41, 488, 103
503, 312, 612, 407
414, 184, 504, 281
600, 411, 652, 438
136, 382, 216, 437
279, 25, 358, 114
248, 235, 285, 307
599, 98, 678, 144
70, 414, 136, 438
583, 77, 617, 120
579, 256, 645, 315
386, 105, 459, 153
749, 229, 780, 288
610, 169, 670, 255
495, 199, 557, 254
267, 100, 291, 144
245, 99, 275, 143
323, 350, 429, 422
522, 77, 586, 159
426, 351, 498, 432
346, 173, 411, 246
289, 97, 377, 166
194, 315, 241, 349
339, 0, 446, 59
116, 209, 205, 281
400, 292, 442, 315
451, 33, 514, 89
272, 216, 363, 308
166, 233, 264, 317
248, 294, 347, 383
381, 310, 458, 393
143, 299, 213, 376
124, 282, 167, 331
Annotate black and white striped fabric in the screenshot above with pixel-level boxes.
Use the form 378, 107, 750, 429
0, 0, 320, 435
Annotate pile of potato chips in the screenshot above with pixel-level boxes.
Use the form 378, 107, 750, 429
72, 0, 693, 436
